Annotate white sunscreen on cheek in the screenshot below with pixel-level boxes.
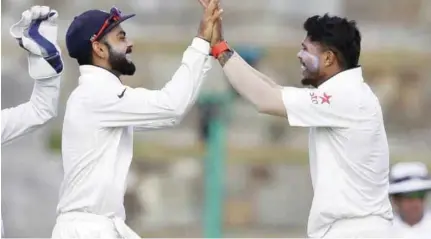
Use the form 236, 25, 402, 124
299, 50, 320, 72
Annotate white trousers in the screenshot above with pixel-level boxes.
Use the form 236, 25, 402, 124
322, 215, 392, 238
51, 212, 141, 239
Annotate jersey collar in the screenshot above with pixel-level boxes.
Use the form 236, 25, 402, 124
78, 65, 123, 87
318, 66, 364, 90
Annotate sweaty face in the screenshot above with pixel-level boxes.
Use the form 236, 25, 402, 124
104, 26, 136, 76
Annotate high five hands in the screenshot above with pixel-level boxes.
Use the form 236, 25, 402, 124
197, 0, 224, 47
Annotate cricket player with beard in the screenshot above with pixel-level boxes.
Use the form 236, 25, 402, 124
199, 1, 393, 238
1, 5, 63, 237
51, 0, 222, 238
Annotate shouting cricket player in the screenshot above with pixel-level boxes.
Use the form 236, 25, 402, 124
198, 0, 394, 237
2, 5, 63, 237
51, 0, 222, 238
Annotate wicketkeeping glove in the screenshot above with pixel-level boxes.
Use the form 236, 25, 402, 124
10, 5, 63, 79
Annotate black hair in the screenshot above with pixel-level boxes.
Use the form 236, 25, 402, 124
303, 13, 361, 70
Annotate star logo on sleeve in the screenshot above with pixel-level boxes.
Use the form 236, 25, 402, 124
319, 93, 332, 104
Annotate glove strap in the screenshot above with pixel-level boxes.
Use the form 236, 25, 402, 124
44, 52, 63, 74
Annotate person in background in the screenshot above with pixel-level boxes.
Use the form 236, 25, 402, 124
389, 161, 431, 238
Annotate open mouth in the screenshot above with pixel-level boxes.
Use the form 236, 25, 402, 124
301, 62, 306, 71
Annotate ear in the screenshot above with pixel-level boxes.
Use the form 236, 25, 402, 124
324, 50, 337, 67
92, 41, 108, 59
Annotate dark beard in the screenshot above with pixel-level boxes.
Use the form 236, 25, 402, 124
301, 70, 320, 88
301, 78, 314, 87
106, 43, 136, 76
302, 77, 327, 88
301, 78, 320, 88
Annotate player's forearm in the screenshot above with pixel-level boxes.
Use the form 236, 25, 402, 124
219, 51, 286, 116
1, 75, 60, 144
252, 67, 280, 88
29, 75, 61, 120
232, 52, 280, 88
159, 37, 211, 119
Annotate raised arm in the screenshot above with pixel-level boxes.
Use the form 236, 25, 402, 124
93, 38, 213, 129
1, 76, 60, 144
218, 51, 286, 117
92, 0, 223, 129
2, 6, 63, 145
195, 0, 287, 117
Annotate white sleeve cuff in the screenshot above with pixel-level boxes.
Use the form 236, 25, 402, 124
190, 37, 210, 55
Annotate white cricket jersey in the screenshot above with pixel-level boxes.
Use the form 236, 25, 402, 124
56, 37, 211, 220
1, 76, 61, 145
1, 75, 61, 236
281, 67, 393, 238
391, 211, 431, 239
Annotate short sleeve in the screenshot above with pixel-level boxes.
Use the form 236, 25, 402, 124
281, 87, 358, 127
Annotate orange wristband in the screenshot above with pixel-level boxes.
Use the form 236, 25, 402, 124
211, 41, 230, 59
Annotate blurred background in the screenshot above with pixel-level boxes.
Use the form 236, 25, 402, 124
2, 0, 431, 237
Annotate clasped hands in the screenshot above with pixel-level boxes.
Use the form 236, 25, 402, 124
196, 0, 224, 48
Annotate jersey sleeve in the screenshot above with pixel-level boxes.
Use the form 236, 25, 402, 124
92, 37, 212, 129
281, 86, 358, 127
1, 75, 60, 145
